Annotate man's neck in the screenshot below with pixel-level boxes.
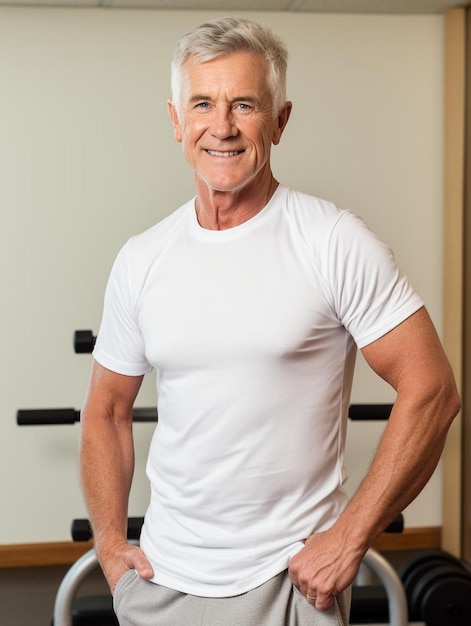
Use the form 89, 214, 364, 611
195, 177, 279, 231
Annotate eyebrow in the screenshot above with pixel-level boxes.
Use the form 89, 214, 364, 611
188, 95, 260, 106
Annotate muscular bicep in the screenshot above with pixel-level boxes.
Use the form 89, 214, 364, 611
361, 307, 449, 392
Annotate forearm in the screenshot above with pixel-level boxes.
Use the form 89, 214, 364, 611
80, 401, 155, 591
78, 363, 153, 591
336, 379, 460, 552
79, 361, 143, 557
80, 407, 134, 552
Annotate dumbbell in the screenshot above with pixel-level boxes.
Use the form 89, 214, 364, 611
419, 569, 471, 625
400, 549, 471, 624
400, 549, 462, 603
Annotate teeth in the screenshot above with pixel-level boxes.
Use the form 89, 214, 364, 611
207, 150, 241, 157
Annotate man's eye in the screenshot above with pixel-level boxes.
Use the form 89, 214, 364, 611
235, 103, 252, 111
195, 102, 210, 110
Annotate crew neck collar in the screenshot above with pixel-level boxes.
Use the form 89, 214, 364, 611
187, 185, 286, 242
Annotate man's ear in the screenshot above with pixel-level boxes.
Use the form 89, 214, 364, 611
272, 101, 293, 146
167, 99, 183, 143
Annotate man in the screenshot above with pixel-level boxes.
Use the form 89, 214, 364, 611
80, 17, 460, 626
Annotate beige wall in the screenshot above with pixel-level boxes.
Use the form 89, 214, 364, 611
0, 7, 444, 543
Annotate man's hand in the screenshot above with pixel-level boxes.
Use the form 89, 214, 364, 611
98, 541, 154, 595
288, 529, 363, 611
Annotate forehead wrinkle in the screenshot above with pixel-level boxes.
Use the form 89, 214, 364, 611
186, 55, 267, 82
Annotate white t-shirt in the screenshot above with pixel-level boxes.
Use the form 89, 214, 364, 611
93, 185, 423, 596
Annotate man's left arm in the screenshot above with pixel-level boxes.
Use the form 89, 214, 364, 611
289, 306, 460, 611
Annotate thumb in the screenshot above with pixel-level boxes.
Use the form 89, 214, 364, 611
124, 546, 154, 580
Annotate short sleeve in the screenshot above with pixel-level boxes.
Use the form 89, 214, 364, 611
93, 244, 152, 376
327, 211, 424, 348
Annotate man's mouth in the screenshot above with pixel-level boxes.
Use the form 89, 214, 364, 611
206, 150, 243, 157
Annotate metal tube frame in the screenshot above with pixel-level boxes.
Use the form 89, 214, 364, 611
362, 548, 409, 626
53, 548, 100, 626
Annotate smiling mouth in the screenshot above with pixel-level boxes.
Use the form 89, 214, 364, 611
206, 149, 243, 157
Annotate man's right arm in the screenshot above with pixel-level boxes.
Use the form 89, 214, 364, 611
79, 360, 154, 593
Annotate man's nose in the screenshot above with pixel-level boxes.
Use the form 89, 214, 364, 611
210, 107, 238, 139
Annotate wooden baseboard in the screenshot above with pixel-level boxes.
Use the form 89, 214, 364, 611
0, 540, 94, 569
0, 527, 441, 569
372, 526, 441, 552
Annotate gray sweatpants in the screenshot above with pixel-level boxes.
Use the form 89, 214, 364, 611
113, 569, 351, 625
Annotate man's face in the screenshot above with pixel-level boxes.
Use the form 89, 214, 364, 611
168, 52, 290, 195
